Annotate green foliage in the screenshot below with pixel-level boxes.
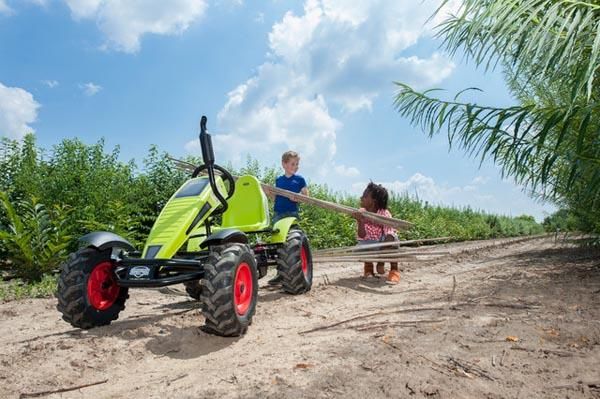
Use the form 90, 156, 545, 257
0, 191, 71, 281
80, 200, 145, 249
299, 185, 357, 249
0, 274, 57, 302
394, 0, 600, 234
0, 138, 545, 293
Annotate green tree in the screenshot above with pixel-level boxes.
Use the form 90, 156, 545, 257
394, 0, 600, 234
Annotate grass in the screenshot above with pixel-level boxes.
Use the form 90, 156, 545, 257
0, 274, 57, 302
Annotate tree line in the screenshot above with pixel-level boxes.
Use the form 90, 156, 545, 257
0, 135, 545, 283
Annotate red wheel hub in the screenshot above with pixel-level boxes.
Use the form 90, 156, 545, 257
300, 245, 309, 277
87, 261, 120, 310
234, 262, 253, 316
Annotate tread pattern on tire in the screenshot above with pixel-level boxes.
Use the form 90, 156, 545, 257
199, 243, 258, 337
56, 247, 128, 329
277, 229, 313, 295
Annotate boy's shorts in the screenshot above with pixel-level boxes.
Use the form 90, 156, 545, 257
272, 211, 300, 224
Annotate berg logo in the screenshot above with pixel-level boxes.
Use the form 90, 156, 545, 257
129, 266, 151, 279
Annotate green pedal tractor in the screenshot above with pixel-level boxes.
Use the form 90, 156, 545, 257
56, 116, 313, 336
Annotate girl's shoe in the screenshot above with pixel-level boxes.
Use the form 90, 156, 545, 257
386, 270, 400, 284
376, 263, 385, 275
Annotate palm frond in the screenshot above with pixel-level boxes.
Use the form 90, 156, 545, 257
437, 0, 600, 101
393, 83, 600, 197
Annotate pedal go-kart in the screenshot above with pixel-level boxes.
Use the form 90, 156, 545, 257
56, 116, 313, 336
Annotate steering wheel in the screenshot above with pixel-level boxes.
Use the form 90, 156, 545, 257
191, 164, 235, 199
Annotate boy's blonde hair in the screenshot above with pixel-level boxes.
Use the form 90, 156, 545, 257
281, 150, 300, 163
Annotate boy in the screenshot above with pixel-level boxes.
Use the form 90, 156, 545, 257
269, 150, 309, 285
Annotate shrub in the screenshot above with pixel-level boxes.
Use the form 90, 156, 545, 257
0, 192, 71, 281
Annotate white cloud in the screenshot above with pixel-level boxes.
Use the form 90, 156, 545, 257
334, 164, 360, 177
80, 82, 102, 96
27, 0, 50, 6
386, 173, 462, 202
64, 0, 102, 18
0, 0, 12, 14
0, 82, 40, 140
471, 175, 489, 185
351, 173, 471, 207
63, 0, 207, 53
42, 80, 59, 88
215, 0, 455, 179
266, 0, 455, 111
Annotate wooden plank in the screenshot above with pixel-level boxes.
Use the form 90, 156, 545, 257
313, 251, 449, 261
313, 237, 453, 255
261, 185, 413, 230
312, 256, 419, 263
168, 156, 413, 231
314, 250, 449, 258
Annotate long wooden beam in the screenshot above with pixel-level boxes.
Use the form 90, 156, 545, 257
169, 157, 414, 231
313, 251, 449, 260
313, 237, 453, 256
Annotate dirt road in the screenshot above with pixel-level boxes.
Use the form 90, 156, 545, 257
1, 236, 599, 398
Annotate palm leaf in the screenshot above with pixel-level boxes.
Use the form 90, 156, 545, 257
436, 0, 600, 101
393, 83, 600, 196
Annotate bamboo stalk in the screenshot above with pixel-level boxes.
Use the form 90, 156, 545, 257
313, 250, 449, 260
313, 237, 453, 256
261, 185, 413, 230
312, 255, 448, 263
319, 249, 450, 257
168, 156, 414, 231
312, 257, 420, 263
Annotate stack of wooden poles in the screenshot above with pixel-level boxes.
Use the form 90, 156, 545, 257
312, 237, 452, 264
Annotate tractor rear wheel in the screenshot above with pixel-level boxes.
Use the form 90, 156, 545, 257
277, 228, 313, 294
56, 247, 128, 329
199, 243, 258, 336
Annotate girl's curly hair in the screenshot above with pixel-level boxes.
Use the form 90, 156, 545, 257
364, 182, 389, 211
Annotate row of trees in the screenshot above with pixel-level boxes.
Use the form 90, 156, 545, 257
0, 135, 544, 282
394, 0, 600, 236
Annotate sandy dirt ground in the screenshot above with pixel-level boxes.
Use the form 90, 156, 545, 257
1, 235, 599, 399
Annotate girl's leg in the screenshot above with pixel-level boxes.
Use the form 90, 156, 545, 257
376, 262, 385, 274
363, 262, 374, 277
382, 234, 400, 284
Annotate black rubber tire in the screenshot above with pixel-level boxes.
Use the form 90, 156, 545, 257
277, 229, 313, 294
199, 243, 258, 337
55, 247, 128, 329
183, 281, 202, 300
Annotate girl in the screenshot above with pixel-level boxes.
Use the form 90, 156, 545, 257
353, 182, 400, 284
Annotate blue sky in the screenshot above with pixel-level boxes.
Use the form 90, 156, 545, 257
0, 0, 555, 221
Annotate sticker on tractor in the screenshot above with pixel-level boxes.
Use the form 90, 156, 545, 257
129, 266, 151, 279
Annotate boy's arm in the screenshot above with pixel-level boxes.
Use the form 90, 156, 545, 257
300, 186, 309, 196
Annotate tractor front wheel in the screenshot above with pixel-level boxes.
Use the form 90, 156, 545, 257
200, 243, 258, 336
56, 247, 128, 329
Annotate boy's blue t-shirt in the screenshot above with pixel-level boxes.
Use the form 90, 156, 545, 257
274, 174, 307, 214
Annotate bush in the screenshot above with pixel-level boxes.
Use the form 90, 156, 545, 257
0, 192, 71, 281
